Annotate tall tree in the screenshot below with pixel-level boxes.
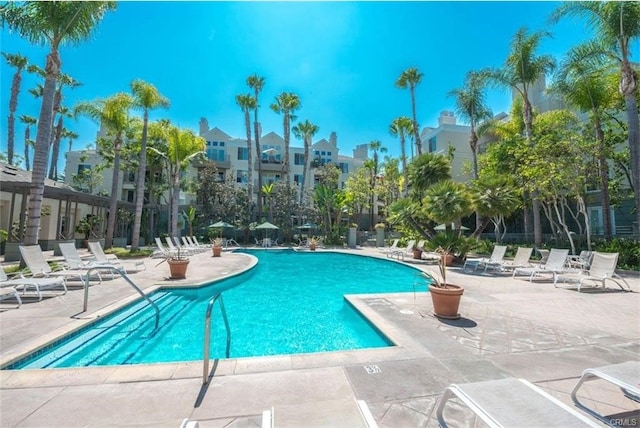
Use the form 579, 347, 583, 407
389, 116, 414, 192
448, 70, 493, 181
551, 1, 640, 238
396, 67, 424, 156
292, 119, 319, 204
75, 92, 134, 248
164, 127, 205, 236
247, 74, 265, 219
129, 79, 169, 251
551, 44, 619, 239
2, 52, 28, 165
487, 27, 555, 247
19, 114, 36, 171
368, 140, 387, 228
270, 92, 301, 185
48, 73, 81, 180
63, 128, 78, 153
236, 93, 257, 221
0, 1, 116, 246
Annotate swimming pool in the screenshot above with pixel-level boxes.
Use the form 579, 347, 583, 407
7, 250, 423, 369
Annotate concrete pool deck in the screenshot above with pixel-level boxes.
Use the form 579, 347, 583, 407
0, 246, 638, 427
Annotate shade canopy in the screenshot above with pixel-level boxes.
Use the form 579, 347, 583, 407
434, 223, 470, 231
255, 221, 279, 230
208, 221, 234, 229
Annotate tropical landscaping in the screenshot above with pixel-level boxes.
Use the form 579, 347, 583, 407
0, 2, 639, 270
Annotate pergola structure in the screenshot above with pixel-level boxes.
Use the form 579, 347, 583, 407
0, 163, 132, 249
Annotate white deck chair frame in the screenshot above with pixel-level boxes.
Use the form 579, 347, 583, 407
571, 361, 640, 426
19, 245, 99, 285
513, 248, 570, 283
2, 260, 67, 301
463, 245, 507, 273
436, 377, 600, 428
388, 240, 415, 260
497, 247, 533, 273
555, 251, 631, 292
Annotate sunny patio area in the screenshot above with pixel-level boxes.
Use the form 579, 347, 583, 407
0, 246, 638, 427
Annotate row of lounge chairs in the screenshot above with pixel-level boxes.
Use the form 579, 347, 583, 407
1, 241, 146, 307
463, 245, 632, 292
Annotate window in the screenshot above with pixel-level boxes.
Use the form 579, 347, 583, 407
339, 163, 349, 173
294, 174, 303, 184
77, 164, 91, 174
294, 153, 305, 165
237, 147, 248, 160
327, 151, 332, 156
429, 137, 437, 153
207, 148, 226, 162
236, 170, 247, 183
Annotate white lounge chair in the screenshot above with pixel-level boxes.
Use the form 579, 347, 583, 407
463, 245, 507, 273
0, 267, 24, 306
555, 251, 631, 292
153, 237, 176, 258
388, 240, 415, 260
378, 239, 399, 254
571, 361, 640, 426
1, 262, 66, 301
436, 377, 600, 427
59, 242, 112, 279
513, 248, 570, 284
498, 247, 533, 273
19, 245, 99, 285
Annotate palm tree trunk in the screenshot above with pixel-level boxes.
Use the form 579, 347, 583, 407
594, 116, 612, 239
48, 115, 63, 180
283, 114, 290, 185
411, 86, 422, 156
244, 110, 253, 223
105, 142, 122, 248
254, 120, 262, 221
24, 126, 31, 171
400, 136, 408, 193
7, 71, 21, 165
24, 53, 59, 246
171, 167, 180, 237
301, 136, 309, 205
131, 111, 149, 251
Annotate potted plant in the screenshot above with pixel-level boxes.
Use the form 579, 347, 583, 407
308, 236, 319, 251
75, 215, 101, 248
374, 223, 386, 247
412, 241, 423, 259
156, 247, 190, 279
211, 237, 223, 257
421, 246, 464, 320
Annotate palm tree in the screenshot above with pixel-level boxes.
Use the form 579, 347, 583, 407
368, 140, 387, 227
261, 182, 275, 222
551, 44, 618, 239
389, 116, 414, 192
550, 1, 640, 238
448, 71, 493, 181
165, 127, 205, 236
75, 92, 133, 248
247, 74, 265, 218
61, 128, 78, 153
292, 119, 319, 204
236, 93, 257, 220
19, 114, 36, 170
2, 52, 28, 165
270, 92, 301, 185
129, 79, 169, 251
396, 67, 424, 156
48, 106, 72, 180
0, 1, 116, 246
487, 27, 555, 247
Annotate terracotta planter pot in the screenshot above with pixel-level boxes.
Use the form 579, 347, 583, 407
309, 244, 316, 251
412, 249, 423, 259
168, 259, 189, 279
212, 246, 222, 257
429, 284, 464, 319
442, 253, 455, 266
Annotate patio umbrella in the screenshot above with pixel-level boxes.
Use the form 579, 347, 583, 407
208, 221, 234, 229
255, 221, 279, 230
208, 221, 234, 238
296, 222, 317, 230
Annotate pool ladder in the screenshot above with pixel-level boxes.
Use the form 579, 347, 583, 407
203, 293, 231, 384
82, 265, 160, 331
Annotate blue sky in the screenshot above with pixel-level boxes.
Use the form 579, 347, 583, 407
1, 1, 596, 170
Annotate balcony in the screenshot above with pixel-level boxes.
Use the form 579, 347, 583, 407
255, 159, 285, 172
194, 154, 231, 170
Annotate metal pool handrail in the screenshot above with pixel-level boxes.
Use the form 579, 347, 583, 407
203, 293, 231, 384
82, 265, 160, 331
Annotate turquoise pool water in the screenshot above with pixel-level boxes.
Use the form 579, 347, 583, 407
8, 250, 422, 369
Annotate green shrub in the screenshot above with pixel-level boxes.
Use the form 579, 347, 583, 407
105, 247, 154, 258
592, 238, 640, 271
